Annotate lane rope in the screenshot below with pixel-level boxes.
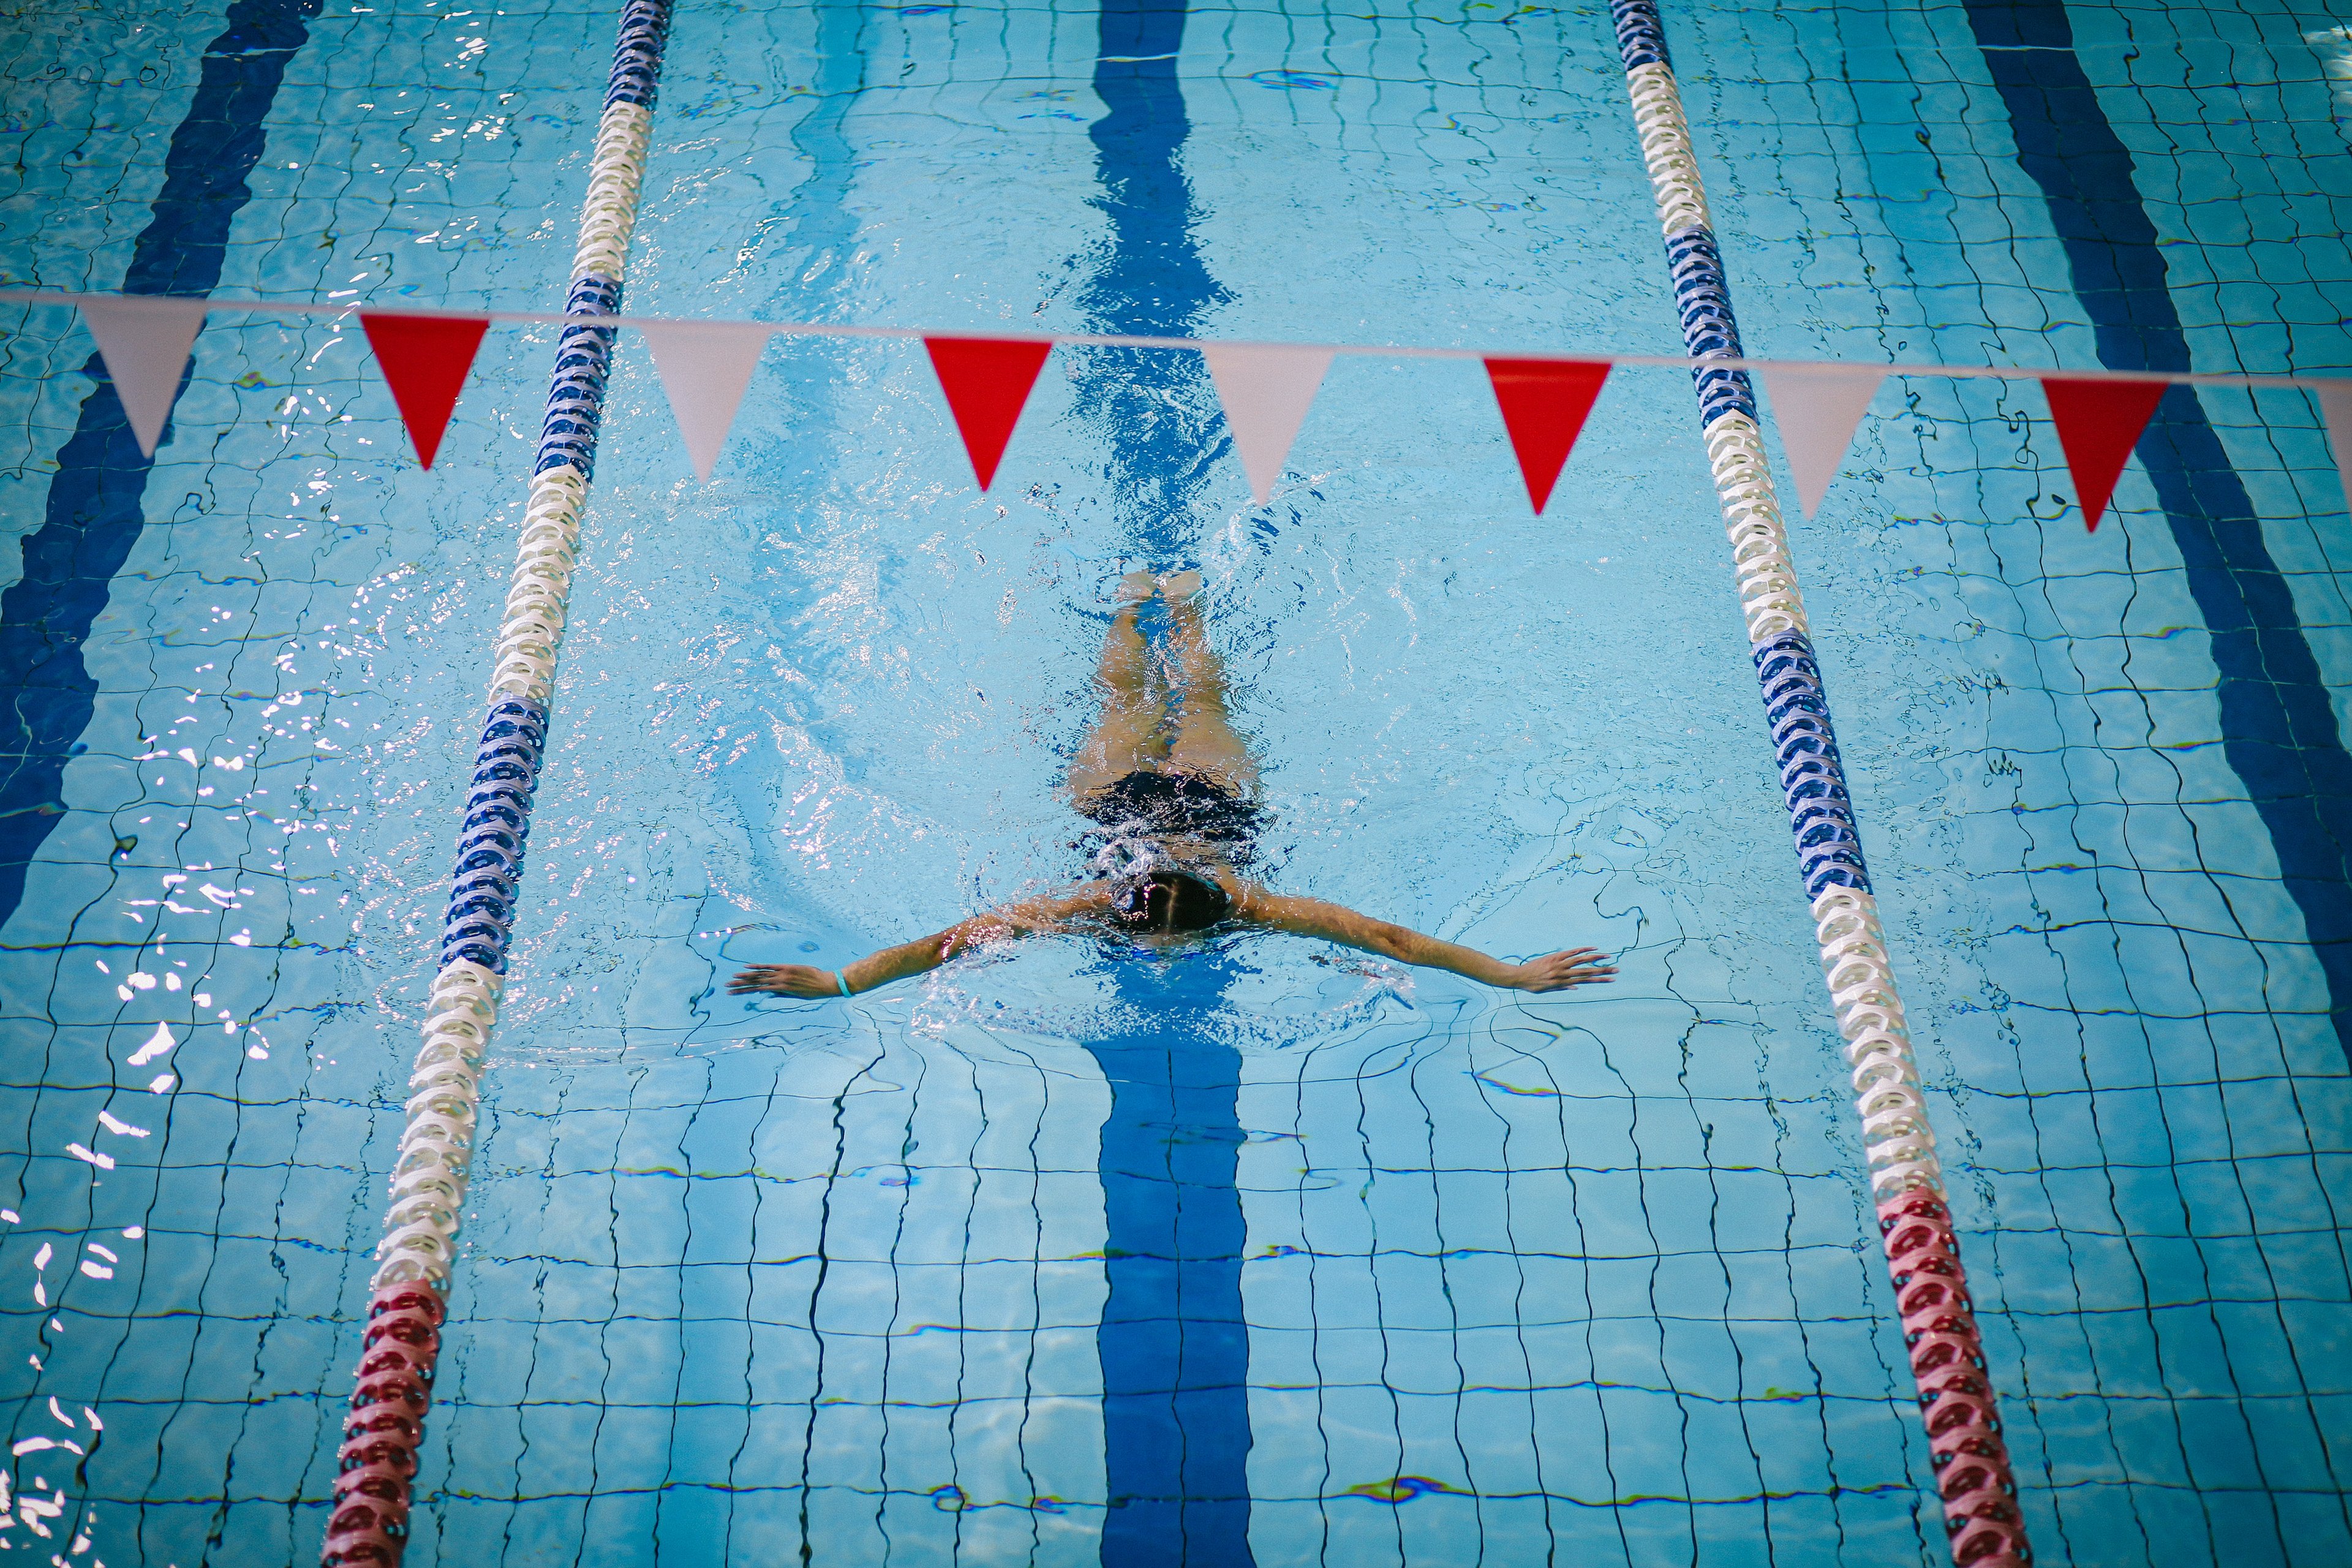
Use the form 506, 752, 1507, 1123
1607, 4, 2034, 1564
318, 1, 673, 1561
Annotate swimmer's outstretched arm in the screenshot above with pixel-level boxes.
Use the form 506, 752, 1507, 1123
727, 884, 1112, 1000
1233, 886, 1615, 992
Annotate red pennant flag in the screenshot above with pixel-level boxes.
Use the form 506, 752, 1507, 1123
1484, 358, 1611, 513
361, 312, 490, 469
924, 336, 1053, 490
2043, 375, 2168, 532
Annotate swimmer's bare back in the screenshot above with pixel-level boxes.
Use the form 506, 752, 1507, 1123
728, 878, 1617, 1000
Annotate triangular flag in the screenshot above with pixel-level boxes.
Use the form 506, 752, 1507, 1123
2042, 375, 2168, 532
1202, 344, 1335, 505
638, 321, 774, 481
80, 295, 209, 459
2315, 380, 2352, 518
361, 311, 490, 469
1762, 364, 1885, 519
924, 336, 1053, 490
1483, 358, 1610, 513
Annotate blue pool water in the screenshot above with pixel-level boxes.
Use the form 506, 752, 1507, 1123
3, 0, 2351, 1563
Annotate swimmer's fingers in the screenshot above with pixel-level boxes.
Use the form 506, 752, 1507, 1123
1511, 949, 1619, 992
726, 964, 837, 998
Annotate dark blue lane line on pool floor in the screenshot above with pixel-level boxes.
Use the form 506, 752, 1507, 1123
1964, 0, 2352, 1065
1082, 0, 1232, 559
1089, 960, 1254, 1568
0, 0, 322, 929
1084, 1, 1257, 1561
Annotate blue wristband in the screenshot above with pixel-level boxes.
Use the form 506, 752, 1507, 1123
836, 970, 852, 998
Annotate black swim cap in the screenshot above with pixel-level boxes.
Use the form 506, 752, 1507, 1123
1109, 868, 1231, 933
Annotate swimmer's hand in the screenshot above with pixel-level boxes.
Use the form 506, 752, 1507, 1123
728, 964, 847, 998
1504, 948, 1618, 992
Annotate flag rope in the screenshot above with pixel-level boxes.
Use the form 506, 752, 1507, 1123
1607, 2, 2033, 1565
25, 283, 2350, 521
10, 284, 2349, 391
317, 0, 671, 1561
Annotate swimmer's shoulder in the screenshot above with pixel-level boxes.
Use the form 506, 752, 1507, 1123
989, 880, 1115, 932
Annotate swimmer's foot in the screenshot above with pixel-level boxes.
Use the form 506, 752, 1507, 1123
1159, 569, 1204, 600
1115, 568, 1158, 606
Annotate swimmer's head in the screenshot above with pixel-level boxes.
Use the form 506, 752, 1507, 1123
1108, 868, 1230, 935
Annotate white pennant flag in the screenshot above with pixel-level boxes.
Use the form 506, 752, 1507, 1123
80, 295, 209, 458
1762, 364, 1886, 519
2316, 380, 2352, 519
638, 320, 775, 481
1202, 344, 1334, 505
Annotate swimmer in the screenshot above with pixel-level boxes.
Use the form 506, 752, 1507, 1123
729, 570, 1616, 1001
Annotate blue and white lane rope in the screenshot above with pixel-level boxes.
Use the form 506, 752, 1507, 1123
322, 2, 672, 1561
1606, 4, 2032, 1564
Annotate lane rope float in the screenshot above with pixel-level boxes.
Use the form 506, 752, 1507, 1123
1606, 4, 2033, 1564
318, 1, 673, 1560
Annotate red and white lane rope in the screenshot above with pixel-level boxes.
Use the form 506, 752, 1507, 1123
317, 1, 672, 1561
1608, 2, 2033, 1564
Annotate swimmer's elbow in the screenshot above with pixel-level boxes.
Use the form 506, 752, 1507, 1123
937, 919, 998, 960
938, 909, 1046, 959
1278, 900, 1409, 955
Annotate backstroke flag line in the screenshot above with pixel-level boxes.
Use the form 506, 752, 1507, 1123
80, 295, 209, 459
1483, 357, 1610, 513
1202, 343, 1333, 505
639, 321, 775, 481
53, 293, 2351, 526
1762, 364, 1885, 520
